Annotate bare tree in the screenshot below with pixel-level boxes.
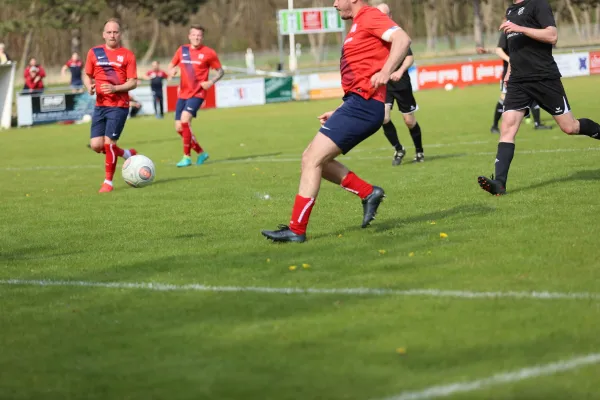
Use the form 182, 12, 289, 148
423, 0, 438, 52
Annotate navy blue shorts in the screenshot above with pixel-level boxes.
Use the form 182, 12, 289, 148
319, 93, 384, 154
175, 97, 204, 120
90, 106, 129, 140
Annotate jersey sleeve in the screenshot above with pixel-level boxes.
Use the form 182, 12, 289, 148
407, 47, 413, 57
364, 9, 401, 42
84, 50, 95, 76
535, 0, 556, 28
38, 66, 46, 78
126, 52, 137, 79
170, 47, 181, 66
209, 51, 222, 70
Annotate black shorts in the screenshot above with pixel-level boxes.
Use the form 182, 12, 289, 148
385, 89, 419, 114
503, 79, 571, 116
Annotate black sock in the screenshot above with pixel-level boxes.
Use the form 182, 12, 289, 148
383, 121, 403, 151
494, 142, 515, 186
578, 118, 600, 139
532, 104, 541, 126
492, 101, 503, 128
409, 123, 423, 153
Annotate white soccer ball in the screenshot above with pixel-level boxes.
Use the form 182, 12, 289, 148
122, 155, 155, 188
444, 83, 454, 91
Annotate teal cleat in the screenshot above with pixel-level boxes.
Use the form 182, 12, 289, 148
176, 156, 192, 168
196, 152, 209, 165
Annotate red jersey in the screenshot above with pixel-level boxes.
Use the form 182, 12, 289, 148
24, 65, 46, 88
85, 45, 137, 108
340, 6, 400, 102
24, 74, 44, 90
170, 45, 221, 99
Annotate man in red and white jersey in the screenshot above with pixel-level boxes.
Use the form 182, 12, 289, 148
83, 18, 139, 193
168, 25, 224, 167
262, 0, 411, 243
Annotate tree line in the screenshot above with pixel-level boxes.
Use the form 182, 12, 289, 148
1, 0, 600, 69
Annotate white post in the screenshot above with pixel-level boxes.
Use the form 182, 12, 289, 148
288, 0, 297, 72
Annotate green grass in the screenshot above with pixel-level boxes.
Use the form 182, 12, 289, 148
2, 76, 600, 400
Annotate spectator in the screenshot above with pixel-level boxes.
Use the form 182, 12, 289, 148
0, 43, 10, 64
61, 52, 84, 93
23, 58, 46, 92
23, 66, 44, 94
145, 61, 167, 119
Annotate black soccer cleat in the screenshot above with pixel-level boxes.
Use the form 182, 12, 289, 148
534, 124, 553, 130
477, 176, 506, 196
261, 224, 306, 243
490, 126, 500, 134
361, 186, 385, 228
392, 148, 406, 166
413, 152, 425, 163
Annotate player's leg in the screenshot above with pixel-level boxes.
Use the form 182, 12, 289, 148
99, 107, 136, 192
381, 95, 405, 166
177, 98, 207, 167
478, 82, 529, 195
534, 80, 600, 139
396, 90, 424, 163
491, 82, 505, 134
89, 107, 107, 154
156, 94, 164, 118
530, 101, 552, 130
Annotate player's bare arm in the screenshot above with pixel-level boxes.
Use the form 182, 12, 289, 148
495, 47, 510, 63
371, 29, 411, 89
167, 62, 178, 80
201, 67, 225, 90
499, 21, 557, 45
83, 73, 95, 95
390, 55, 414, 81
100, 77, 137, 94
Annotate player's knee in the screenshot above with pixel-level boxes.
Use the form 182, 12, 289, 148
559, 121, 578, 135
404, 115, 416, 128
90, 142, 104, 153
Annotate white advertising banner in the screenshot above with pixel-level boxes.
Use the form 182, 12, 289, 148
215, 78, 266, 108
553, 52, 590, 78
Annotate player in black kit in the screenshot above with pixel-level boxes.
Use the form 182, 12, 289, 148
377, 3, 424, 166
490, 27, 552, 133
478, 0, 600, 195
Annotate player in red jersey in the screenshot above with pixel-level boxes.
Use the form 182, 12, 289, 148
262, 0, 411, 243
83, 18, 139, 193
168, 25, 224, 167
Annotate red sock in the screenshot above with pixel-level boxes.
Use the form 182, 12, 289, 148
104, 143, 124, 181
341, 171, 373, 199
289, 195, 315, 235
181, 122, 192, 156
191, 133, 203, 154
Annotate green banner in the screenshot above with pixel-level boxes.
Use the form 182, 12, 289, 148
265, 77, 293, 103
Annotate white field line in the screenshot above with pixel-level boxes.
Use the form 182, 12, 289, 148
2, 146, 599, 171
380, 352, 600, 400
1, 279, 600, 301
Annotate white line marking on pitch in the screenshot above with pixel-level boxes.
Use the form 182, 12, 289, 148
2, 146, 598, 171
1, 279, 599, 301
379, 352, 600, 400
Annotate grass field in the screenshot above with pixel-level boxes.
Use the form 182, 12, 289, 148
2, 76, 600, 400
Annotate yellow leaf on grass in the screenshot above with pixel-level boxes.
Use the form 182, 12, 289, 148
440, 232, 448, 239
289, 265, 297, 271
302, 263, 310, 269
378, 249, 386, 255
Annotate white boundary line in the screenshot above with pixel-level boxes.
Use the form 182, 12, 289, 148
380, 352, 600, 400
1, 279, 599, 301
2, 147, 599, 171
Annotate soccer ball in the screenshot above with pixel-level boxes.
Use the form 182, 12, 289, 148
122, 155, 155, 188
